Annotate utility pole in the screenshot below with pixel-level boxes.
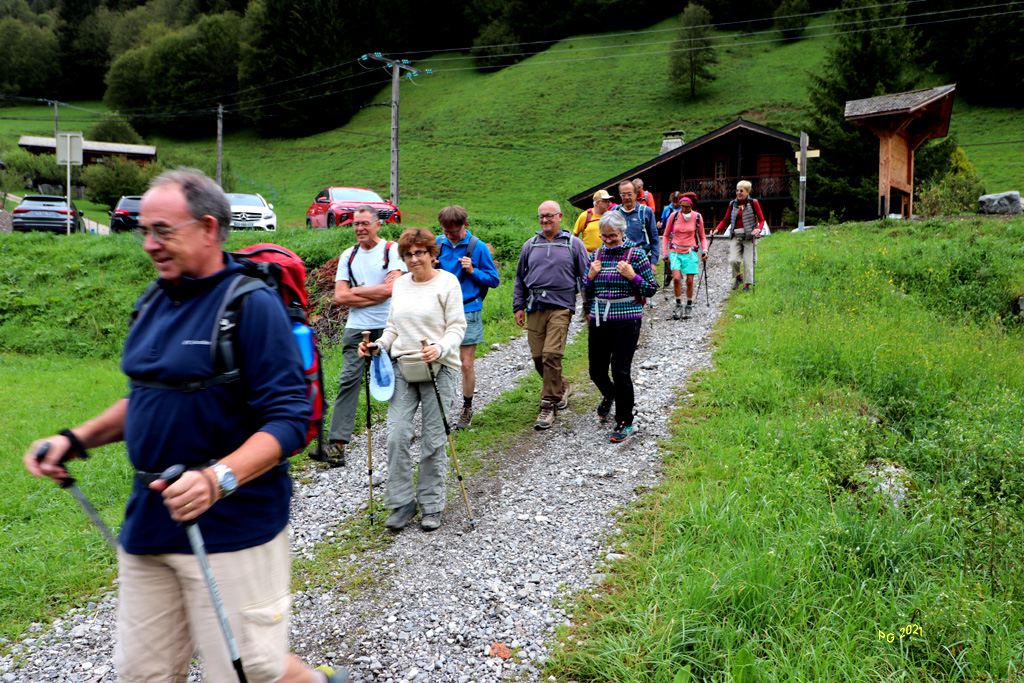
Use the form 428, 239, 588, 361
363, 54, 429, 209
53, 101, 59, 142
216, 103, 223, 187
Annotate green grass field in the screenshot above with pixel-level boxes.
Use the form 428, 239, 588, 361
548, 215, 1024, 682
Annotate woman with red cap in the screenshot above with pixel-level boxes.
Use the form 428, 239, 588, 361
661, 192, 708, 320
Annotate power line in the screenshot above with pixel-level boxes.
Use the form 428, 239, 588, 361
428, 8, 1023, 73
960, 140, 1024, 147
418, 2, 1016, 63
389, 0, 937, 56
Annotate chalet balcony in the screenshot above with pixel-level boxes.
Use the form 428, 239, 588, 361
680, 175, 794, 201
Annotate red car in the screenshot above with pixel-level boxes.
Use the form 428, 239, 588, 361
305, 187, 401, 229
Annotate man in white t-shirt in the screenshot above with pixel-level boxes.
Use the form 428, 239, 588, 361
314, 205, 405, 466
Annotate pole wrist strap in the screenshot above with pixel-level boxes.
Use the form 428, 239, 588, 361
60, 429, 89, 459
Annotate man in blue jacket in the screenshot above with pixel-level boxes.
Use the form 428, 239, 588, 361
614, 180, 660, 276
25, 169, 347, 683
436, 205, 501, 430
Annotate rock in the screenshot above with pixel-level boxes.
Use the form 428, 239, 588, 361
978, 191, 1022, 214
489, 642, 512, 659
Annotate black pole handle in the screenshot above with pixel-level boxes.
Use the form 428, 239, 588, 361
36, 442, 75, 488
156, 464, 197, 527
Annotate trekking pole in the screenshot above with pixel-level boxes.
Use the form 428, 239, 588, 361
751, 235, 758, 296
160, 464, 248, 683
36, 442, 119, 550
362, 331, 375, 523
421, 339, 476, 526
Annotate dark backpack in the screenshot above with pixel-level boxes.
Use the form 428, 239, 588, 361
128, 243, 326, 456
346, 240, 395, 288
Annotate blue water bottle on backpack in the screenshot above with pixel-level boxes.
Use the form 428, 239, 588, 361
292, 321, 315, 370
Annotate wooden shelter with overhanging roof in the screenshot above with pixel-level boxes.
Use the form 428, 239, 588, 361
845, 84, 956, 219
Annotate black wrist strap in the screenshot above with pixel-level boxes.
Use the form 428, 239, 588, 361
60, 429, 89, 459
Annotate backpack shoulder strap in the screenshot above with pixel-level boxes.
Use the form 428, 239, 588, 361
465, 235, 479, 259
384, 241, 394, 268
129, 280, 163, 330
210, 274, 267, 373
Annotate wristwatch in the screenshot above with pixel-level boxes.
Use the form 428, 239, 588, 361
210, 463, 238, 498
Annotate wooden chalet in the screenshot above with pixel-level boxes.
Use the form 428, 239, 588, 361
17, 136, 158, 167
845, 84, 956, 218
569, 118, 801, 230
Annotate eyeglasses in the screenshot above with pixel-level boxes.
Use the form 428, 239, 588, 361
402, 249, 431, 261
134, 218, 200, 246
352, 220, 377, 227
538, 213, 561, 221
599, 232, 622, 240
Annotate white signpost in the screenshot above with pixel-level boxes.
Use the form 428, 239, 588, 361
56, 132, 83, 236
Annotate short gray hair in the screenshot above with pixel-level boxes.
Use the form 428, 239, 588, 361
353, 205, 380, 221
598, 210, 626, 234
150, 168, 231, 243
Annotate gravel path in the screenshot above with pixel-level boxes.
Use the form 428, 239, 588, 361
2, 245, 734, 683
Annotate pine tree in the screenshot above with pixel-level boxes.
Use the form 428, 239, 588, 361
805, 0, 915, 221
668, 3, 718, 98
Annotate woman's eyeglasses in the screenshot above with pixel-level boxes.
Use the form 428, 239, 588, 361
402, 249, 431, 261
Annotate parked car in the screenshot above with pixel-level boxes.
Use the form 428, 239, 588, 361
12, 195, 84, 234
305, 187, 401, 229
108, 195, 143, 233
227, 193, 276, 231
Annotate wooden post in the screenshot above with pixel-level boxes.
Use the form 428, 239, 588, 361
797, 131, 808, 231
216, 103, 223, 187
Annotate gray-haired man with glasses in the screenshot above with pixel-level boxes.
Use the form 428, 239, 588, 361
314, 206, 405, 467
513, 200, 589, 430
26, 167, 348, 682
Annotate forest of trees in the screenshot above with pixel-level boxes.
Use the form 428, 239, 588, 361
1, 0, 1020, 139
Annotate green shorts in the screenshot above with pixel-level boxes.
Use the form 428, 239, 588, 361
669, 250, 700, 275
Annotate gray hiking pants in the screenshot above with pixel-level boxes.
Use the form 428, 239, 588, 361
384, 363, 458, 514
327, 326, 384, 444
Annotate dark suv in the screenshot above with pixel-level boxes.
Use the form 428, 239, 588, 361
12, 195, 83, 233
108, 196, 143, 233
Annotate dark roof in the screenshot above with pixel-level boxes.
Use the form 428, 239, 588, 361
844, 85, 956, 120
568, 118, 799, 206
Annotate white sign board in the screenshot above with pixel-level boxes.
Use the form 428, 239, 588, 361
57, 132, 84, 166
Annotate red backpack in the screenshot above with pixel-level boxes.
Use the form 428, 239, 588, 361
232, 244, 325, 454
129, 243, 326, 456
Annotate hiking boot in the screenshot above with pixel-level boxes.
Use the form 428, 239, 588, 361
384, 500, 418, 530
732, 277, 743, 290
557, 380, 572, 410
535, 400, 556, 430
597, 396, 614, 423
672, 302, 683, 320
315, 665, 350, 682
610, 422, 634, 443
683, 302, 693, 320
311, 442, 345, 467
420, 512, 442, 532
455, 405, 473, 431
742, 284, 750, 292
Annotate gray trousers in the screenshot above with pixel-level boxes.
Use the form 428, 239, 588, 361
729, 237, 756, 284
385, 363, 458, 514
327, 326, 384, 443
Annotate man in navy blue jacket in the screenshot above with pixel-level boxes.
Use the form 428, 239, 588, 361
25, 169, 346, 683
436, 205, 500, 430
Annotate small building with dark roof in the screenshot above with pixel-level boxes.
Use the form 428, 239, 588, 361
844, 84, 956, 218
17, 136, 158, 167
569, 118, 803, 230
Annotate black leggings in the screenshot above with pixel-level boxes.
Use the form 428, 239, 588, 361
588, 318, 642, 426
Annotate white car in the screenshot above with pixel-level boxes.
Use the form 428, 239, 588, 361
227, 193, 276, 231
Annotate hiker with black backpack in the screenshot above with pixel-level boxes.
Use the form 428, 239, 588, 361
24, 168, 348, 683
613, 180, 660, 278
584, 211, 658, 443
436, 205, 500, 430
315, 206, 405, 468
661, 193, 708, 320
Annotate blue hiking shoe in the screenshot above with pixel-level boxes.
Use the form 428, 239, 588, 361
315, 665, 350, 682
610, 422, 633, 443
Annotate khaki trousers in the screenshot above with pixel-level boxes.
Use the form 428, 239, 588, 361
729, 237, 756, 284
526, 308, 572, 404
115, 530, 290, 683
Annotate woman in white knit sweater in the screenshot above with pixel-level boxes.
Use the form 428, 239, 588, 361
360, 228, 466, 532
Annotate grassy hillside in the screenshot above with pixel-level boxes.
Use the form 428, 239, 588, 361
1, 15, 1019, 227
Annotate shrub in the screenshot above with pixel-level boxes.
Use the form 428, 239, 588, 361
88, 116, 145, 145
82, 157, 156, 209
917, 148, 986, 217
